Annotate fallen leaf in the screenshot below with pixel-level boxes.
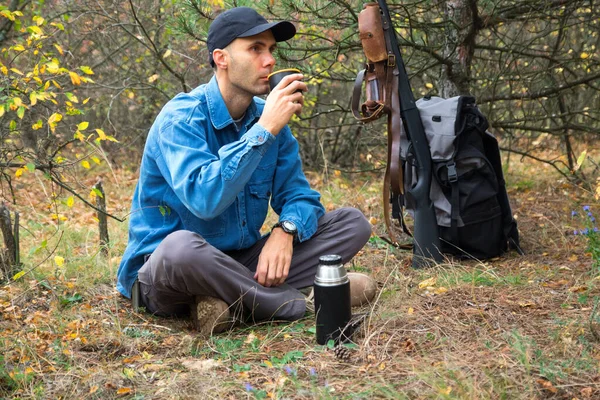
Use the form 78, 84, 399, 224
569, 285, 588, 293
418, 277, 437, 289
536, 378, 557, 394
244, 332, 257, 344
116, 387, 133, 395
434, 287, 448, 295
518, 302, 535, 308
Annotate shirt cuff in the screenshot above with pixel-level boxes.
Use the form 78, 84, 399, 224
245, 123, 276, 148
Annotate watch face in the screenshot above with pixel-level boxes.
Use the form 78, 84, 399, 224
281, 220, 297, 233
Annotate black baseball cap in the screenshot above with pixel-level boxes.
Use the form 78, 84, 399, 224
207, 7, 296, 67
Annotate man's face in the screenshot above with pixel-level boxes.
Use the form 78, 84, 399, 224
223, 30, 277, 96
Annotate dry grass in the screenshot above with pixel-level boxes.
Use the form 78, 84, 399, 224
1, 158, 600, 399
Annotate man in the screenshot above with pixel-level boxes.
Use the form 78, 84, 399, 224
117, 7, 375, 335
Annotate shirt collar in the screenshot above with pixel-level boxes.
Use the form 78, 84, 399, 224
205, 75, 261, 131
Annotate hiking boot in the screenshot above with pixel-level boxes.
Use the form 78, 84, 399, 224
348, 272, 377, 307
191, 296, 232, 336
299, 286, 315, 315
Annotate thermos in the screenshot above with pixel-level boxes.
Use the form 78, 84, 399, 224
314, 254, 352, 345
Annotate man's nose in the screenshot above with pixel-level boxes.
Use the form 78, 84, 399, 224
264, 52, 276, 68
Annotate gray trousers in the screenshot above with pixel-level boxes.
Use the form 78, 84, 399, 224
137, 207, 371, 322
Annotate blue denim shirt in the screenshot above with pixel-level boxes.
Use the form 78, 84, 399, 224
116, 76, 325, 298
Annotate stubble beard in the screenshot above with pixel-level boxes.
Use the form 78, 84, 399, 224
229, 58, 269, 97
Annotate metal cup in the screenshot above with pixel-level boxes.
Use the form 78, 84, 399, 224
267, 68, 302, 92
314, 254, 352, 345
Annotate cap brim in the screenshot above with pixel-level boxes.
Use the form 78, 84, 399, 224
238, 21, 296, 42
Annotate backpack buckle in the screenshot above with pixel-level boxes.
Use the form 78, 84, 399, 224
447, 162, 458, 182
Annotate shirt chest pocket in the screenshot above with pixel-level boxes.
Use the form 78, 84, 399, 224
248, 183, 272, 232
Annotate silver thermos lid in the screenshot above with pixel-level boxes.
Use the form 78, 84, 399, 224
314, 254, 349, 286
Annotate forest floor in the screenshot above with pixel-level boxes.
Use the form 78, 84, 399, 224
1, 156, 600, 399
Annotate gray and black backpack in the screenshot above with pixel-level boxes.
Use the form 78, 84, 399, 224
398, 96, 522, 259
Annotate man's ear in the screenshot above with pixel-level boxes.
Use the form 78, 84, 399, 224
212, 49, 228, 70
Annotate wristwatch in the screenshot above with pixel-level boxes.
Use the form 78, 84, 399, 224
272, 220, 298, 237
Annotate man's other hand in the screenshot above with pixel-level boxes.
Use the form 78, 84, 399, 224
258, 73, 306, 135
254, 227, 294, 287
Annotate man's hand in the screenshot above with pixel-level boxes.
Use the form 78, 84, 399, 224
258, 73, 307, 135
254, 227, 294, 287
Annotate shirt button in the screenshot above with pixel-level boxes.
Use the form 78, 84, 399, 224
258, 136, 264, 143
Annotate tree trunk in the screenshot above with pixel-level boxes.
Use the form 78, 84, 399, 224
0, 202, 19, 281
439, 0, 479, 98
94, 180, 110, 256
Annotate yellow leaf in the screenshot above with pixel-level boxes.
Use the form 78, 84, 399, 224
89, 386, 99, 394
12, 97, 22, 107
15, 168, 24, 178
67, 196, 74, 208
54, 44, 64, 56
418, 277, 437, 289
77, 121, 89, 131
28, 25, 43, 35
32, 120, 43, 130
48, 112, 63, 131
91, 156, 101, 165
96, 128, 107, 140
439, 386, 453, 395
1, 10, 16, 21
79, 66, 94, 75
123, 368, 135, 379
83, 97, 90, 104
434, 287, 448, 295
55, 256, 65, 267
148, 74, 159, 83
12, 271, 26, 280
369, 217, 378, 225
263, 360, 273, 368
48, 112, 62, 125
575, 150, 587, 171
580, 52, 589, 59
81, 160, 91, 169
1, 65, 8, 75
12, 44, 25, 52
164, 49, 172, 58
74, 130, 84, 141
69, 71, 81, 85
379, 362, 386, 370
46, 61, 60, 74
30, 92, 37, 106
89, 189, 97, 201
116, 387, 133, 395
407, 307, 414, 315
569, 285, 588, 293
425, 82, 434, 89
0, 105, 4, 118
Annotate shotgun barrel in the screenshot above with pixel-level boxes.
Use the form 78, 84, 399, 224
377, 0, 442, 267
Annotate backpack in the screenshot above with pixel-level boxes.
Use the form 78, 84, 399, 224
397, 95, 522, 259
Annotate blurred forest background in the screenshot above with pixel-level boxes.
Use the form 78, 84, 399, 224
2, 1, 600, 398
1, 0, 599, 274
